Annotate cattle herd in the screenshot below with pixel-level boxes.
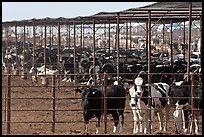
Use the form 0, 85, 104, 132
2, 38, 202, 134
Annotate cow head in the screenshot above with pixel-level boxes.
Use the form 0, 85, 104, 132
128, 82, 137, 107
134, 77, 144, 97
75, 87, 102, 109
128, 77, 144, 107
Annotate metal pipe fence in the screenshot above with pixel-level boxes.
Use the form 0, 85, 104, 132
2, 70, 202, 135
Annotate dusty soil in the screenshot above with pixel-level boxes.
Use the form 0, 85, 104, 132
2, 70, 202, 135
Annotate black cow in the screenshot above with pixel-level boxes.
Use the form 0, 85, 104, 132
169, 80, 202, 134
75, 85, 126, 134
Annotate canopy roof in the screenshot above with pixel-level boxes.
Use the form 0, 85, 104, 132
2, 2, 202, 27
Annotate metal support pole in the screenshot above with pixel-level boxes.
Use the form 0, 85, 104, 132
146, 21, 148, 65
170, 19, 173, 81
200, 15, 202, 55
32, 20, 37, 83
187, 2, 192, 81
80, 23, 82, 47
125, 21, 128, 62
4, 26, 8, 123
51, 24, 53, 47
108, 21, 111, 55
93, 20, 96, 85
52, 75, 56, 133
104, 23, 106, 49
104, 73, 108, 134
147, 10, 152, 134
73, 21, 76, 96
170, 19, 173, 65
82, 22, 85, 48
116, 13, 120, 83
40, 25, 43, 47
49, 25, 52, 48
23, 24, 26, 62
162, 23, 165, 56
19, 24, 27, 79
183, 21, 186, 61
6, 26, 9, 72
129, 22, 132, 49
57, 19, 61, 89
68, 24, 71, 49
44, 23, 47, 77
14, 22, 18, 75
57, 20, 61, 66
6, 67, 11, 135
66, 23, 69, 47
32, 20, 36, 69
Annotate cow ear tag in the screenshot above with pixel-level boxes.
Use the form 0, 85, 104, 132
135, 77, 143, 86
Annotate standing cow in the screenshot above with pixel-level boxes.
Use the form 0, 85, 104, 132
75, 85, 126, 134
169, 79, 202, 134
127, 76, 170, 134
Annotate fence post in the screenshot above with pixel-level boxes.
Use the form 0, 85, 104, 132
104, 73, 108, 134
147, 10, 152, 134
52, 75, 56, 133
7, 67, 11, 135
4, 75, 7, 122
191, 73, 195, 134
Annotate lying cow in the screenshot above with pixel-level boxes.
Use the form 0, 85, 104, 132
75, 85, 126, 134
29, 65, 59, 83
127, 77, 170, 134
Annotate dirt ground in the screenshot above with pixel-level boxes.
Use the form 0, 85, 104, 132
2, 71, 202, 135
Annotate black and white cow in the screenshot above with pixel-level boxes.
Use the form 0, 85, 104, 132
3, 54, 14, 69
127, 76, 170, 134
29, 65, 58, 84
75, 85, 126, 134
169, 79, 202, 134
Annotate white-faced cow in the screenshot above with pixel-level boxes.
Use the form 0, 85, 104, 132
75, 85, 126, 134
127, 76, 170, 134
169, 79, 202, 134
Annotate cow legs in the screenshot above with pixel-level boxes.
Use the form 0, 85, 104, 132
132, 109, 139, 134
173, 102, 185, 134
84, 123, 89, 134
143, 113, 148, 134
118, 114, 124, 133
157, 109, 167, 131
96, 116, 101, 134
183, 109, 189, 133
189, 112, 199, 134
111, 111, 119, 133
136, 108, 143, 133
194, 112, 199, 134
143, 110, 154, 134
194, 118, 198, 134
173, 109, 182, 134
83, 113, 90, 134
164, 106, 170, 131
157, 111, 162, 131
189, 117, 198, 134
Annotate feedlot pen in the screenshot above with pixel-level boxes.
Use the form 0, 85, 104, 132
2, 72, 202, 135
2, 2, 202, 135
